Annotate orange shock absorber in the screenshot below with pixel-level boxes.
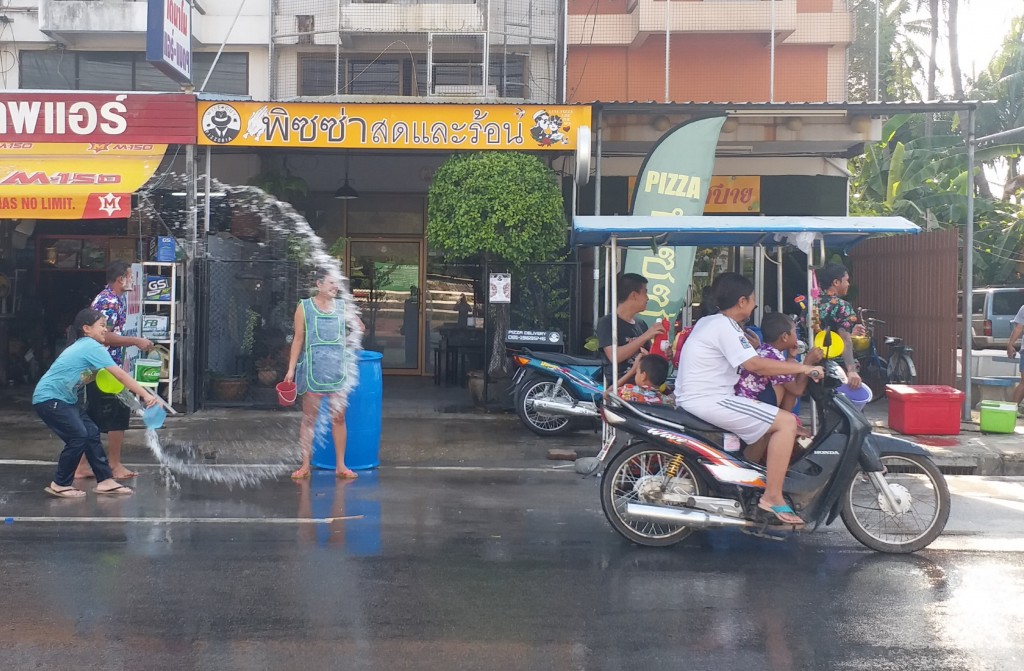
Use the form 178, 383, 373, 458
664, 453, 685, 479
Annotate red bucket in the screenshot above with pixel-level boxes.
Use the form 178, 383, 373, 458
276, 381, 297, 406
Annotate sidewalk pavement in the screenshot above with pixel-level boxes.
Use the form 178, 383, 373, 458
2, 377, 1022, 475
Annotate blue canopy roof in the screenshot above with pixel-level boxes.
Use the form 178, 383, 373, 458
571, 216, 920, 249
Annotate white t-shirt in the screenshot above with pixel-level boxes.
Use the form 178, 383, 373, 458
674, 313, 758, 405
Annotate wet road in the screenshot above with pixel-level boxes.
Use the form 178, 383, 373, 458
1, 452, 1023, 670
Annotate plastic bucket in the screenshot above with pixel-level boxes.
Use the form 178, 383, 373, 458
134, 358, 161, 385
312, 351, 384, 471
838, 383, 873, 410
276, 381, 297, 406
95, 368, 125, 394
142, 404, 166, 430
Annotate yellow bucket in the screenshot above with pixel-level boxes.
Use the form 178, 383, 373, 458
851, 334, 872, 353
814, 330, 845, 359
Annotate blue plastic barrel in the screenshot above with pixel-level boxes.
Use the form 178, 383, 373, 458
312, 350, 383, 471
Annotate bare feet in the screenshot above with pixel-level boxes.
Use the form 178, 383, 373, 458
111, 466, 138, 479
336, 468, 358, 480
291, 466, 311, 479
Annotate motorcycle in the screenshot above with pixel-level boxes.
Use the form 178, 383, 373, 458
596, 360, 950, 553
510, 349, 603, 437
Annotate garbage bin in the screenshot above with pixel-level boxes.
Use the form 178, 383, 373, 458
312, 350, 383, 471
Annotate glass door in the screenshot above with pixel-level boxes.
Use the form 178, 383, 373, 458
348, 239, 423, 372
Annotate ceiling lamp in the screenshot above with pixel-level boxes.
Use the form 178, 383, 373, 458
334, 153, 360, 200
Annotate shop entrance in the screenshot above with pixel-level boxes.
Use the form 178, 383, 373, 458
348, 238, 424, 374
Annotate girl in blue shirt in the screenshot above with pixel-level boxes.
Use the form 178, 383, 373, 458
33, 308, 158, 499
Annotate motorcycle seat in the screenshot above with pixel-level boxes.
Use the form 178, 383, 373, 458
628, 403, 724, 433
528, 351, 602, 368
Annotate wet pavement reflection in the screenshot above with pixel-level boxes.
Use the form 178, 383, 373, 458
1, 465, 1022, 671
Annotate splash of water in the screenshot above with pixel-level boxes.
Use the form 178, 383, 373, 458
120, 176, 363, 486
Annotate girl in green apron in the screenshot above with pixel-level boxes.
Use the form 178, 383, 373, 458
285, 268, 360, 479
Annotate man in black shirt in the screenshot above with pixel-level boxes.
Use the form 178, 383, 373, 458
596, 273, 665, 384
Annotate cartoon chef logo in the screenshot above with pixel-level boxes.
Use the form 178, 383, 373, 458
201, 104, 242, 144
529, 110, 569, 147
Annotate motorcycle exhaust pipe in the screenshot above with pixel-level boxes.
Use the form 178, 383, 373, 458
530, 398, 599, 418
626, 503, 753, 529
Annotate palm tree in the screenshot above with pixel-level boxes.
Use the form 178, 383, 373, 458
848, 0, 929, 101
947, 0, 966, 99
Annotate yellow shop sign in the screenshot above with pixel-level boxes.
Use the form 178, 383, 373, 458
198, 102, 592, 151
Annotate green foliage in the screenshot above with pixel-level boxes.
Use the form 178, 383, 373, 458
427, 152, 566, 267
510, 265, 572, 332
240, 308, 260, 357
248, 170, 309, 204
847, 0, 929, 102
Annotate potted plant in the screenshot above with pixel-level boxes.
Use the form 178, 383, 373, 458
428, 152, 566, 407
210, 308, 259, 401
255, 356, 278, 386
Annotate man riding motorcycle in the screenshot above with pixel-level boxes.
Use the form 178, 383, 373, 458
673, 273, 824, 526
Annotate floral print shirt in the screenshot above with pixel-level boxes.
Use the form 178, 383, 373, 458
91, 286, 126, 365
619, 384, 674, 406
735, 343, 795, 401
817, 293, 859, 333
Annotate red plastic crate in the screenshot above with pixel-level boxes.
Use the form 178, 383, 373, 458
885, 385, 964, 435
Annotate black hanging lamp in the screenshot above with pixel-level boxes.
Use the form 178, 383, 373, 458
334, 152, 359, 200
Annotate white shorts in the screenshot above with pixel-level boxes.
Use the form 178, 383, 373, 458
679, 395, 779, 445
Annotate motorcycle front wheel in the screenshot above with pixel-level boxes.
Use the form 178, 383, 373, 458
888, 353, 916, 385
515, 374, 574, 437
600, 442, 705, 547
840, 454, 950, 553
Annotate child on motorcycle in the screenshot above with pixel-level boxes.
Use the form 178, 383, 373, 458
617, 354, 673, 406
735, 312, 824, 412
674, 273, 824, 526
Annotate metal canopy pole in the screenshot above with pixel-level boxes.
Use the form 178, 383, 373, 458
593, 109, 603, 330
962, 109, 976, 420
610, 236, 619, 388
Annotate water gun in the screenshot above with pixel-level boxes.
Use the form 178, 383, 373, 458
650, 318, 671, 360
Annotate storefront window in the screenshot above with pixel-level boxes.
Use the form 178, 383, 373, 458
18, 50, 249, 95
346, 195, 425, 237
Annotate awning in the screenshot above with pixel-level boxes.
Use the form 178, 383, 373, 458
571, 215, 920, 250
0, 142, 167, 219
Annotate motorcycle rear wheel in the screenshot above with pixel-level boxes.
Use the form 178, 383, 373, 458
859, 357, 887, 404
840, 454, 950, 553
600, 442, 705, 547
515, 374, 575, 437
888, 353, 916, 385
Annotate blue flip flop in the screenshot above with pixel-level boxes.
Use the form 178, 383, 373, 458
757, 502, 805, 526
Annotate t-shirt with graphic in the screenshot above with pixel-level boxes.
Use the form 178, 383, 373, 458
33, 337, 116, 405
734, 343, 795, 401
618, 383, 674, 406
596, 314, 650, 378
817, 293, 858, 334
674, 313, 757, 406
92, 285, 127, 365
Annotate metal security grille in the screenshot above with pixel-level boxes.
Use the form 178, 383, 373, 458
271, 0, 559, 102
201, 259, 302, 407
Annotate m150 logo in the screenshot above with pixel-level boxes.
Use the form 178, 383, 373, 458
0, 99, 128, 136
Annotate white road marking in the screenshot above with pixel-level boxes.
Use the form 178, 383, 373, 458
0, 515, 363, 525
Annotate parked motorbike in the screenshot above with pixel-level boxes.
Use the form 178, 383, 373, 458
597, 360, 950, 553
510, 350, 603, 437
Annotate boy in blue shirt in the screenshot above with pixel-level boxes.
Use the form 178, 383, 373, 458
33, 308, 158, 499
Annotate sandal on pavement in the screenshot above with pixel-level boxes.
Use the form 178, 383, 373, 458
757, 501, 805, 526
336, 468, 358, 480
291, 467, 311, 480
94, 485, 134, 496
44, 485, 86, 499
111, 468, 138, 479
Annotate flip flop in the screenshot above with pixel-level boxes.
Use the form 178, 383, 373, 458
44, 486, 86, 499
757, 502, 805, 526
336, 469, 358, 480
290, 468, 311, 480
111, 469, 139, 479
94, 485, 134, 496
